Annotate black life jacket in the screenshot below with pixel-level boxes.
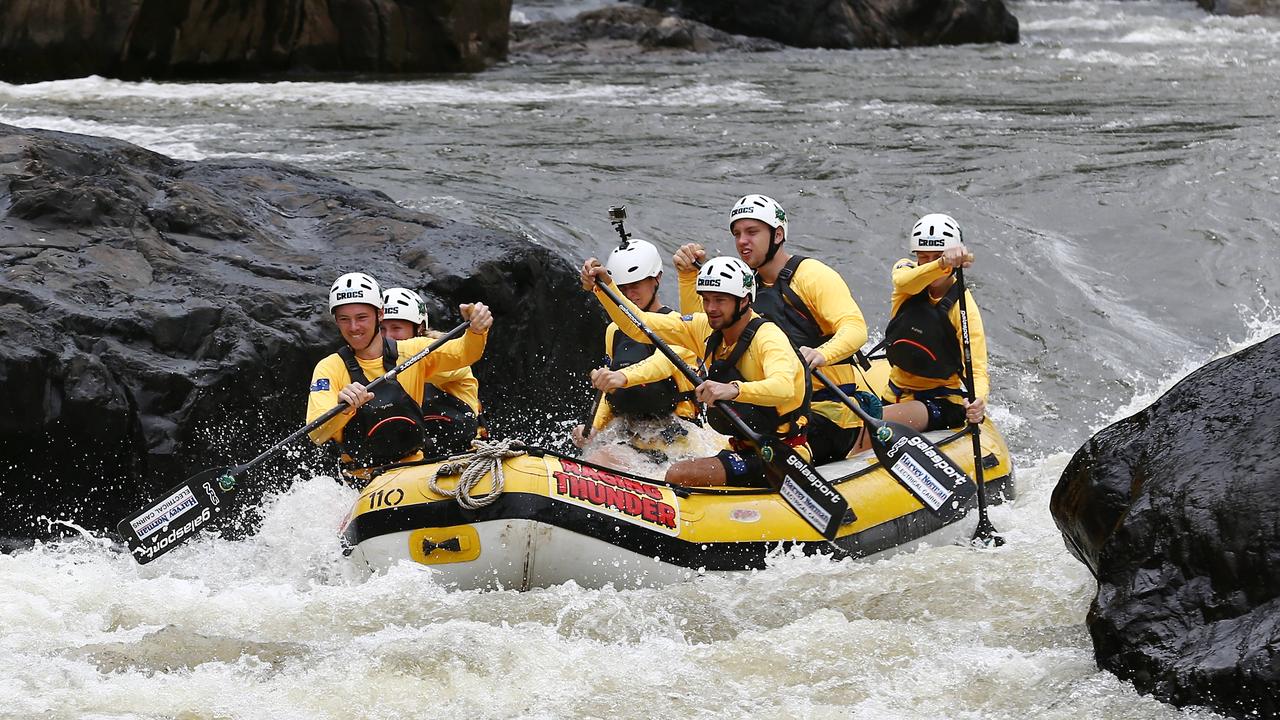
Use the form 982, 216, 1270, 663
753, 255, 870, 369
336, 338, 425, 466
605, 307, 692, 419
421, 383, 481, 457
702, 316, 809, 440
884, 280, 964, 379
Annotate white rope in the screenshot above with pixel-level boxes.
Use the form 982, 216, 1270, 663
428, 438, 525, 510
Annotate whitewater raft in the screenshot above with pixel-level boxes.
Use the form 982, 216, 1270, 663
339, 420, 1014, 590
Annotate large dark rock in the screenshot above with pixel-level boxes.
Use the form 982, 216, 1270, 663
1051, 334, 1280, 719
511, 5, 782, 58
0, 123, 605, 538
0, 0, 511, 84
638, 0, 1018, 49
1197, 0, 1280, 16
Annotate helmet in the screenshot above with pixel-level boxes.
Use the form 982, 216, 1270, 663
729, 194, 788, 238
382, 287, 427, 326
696, 256, 755, 300
606, 239, 663, 285
329, 272, 382, 312
909, 213, 963, 252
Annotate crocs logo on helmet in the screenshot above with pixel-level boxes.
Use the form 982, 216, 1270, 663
918, 238, 946, 247
698, 277, 721, 287
730, 206, 754, 218
336, 291, 362, 301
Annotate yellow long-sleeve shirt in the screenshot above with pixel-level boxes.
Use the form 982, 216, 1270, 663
678, 257, 867, 388
889, 258, 989, 400
591, 323, 699, 431
306, 330, 487, 445
594, 283, 807, 431
430, 367, 481, 415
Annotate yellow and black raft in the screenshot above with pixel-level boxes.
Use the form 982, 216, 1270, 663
339, 418, 1014, 590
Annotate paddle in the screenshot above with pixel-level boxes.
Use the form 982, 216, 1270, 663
579, 391, 605, 442
117, 320, 472, 564
955, 267, 1002, 546
810, 367, 976, 523
594, 279, 850, 540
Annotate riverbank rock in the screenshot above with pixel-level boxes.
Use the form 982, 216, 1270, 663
0, 0, 511, 84
0, 122, 605, 539
511, 5, 781, 58
638, 0, 1018, 48
1197, 0, 1280, 16
1051, 335, 1280, 719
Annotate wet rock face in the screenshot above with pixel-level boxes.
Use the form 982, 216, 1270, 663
1051, 334, 1280, 719
511, 5, 783, 57
0, 0, 511, 84
638, 0, 1018, 48
0, 123, 605, 538
1197, 0, 1280, 16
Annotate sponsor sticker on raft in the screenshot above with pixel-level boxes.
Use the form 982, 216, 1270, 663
890, 453, 951, 511
551, 459, 680, 536
129, 486, 200, 540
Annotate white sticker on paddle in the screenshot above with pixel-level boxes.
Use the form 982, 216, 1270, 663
780, 478, 833, 532
129, 485, 199, 540
891, 453, 952, 511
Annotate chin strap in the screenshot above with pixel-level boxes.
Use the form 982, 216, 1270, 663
761, 227, 785, 266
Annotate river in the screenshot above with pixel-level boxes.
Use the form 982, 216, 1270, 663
1, 0, 1276, 717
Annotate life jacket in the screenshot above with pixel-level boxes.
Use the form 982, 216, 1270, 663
421, 383, 481, 457
605, 307, 693, 419
753, 255, 871, 370
701, 316, 809, 441
884, 280, 964, 380
336, 338, 425, 467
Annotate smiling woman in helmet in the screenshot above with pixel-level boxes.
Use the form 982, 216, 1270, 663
881, 213, 988, 432
305, 272, 493, 473
380, 286, 486, 457
581, 253, 811, 488
575, 240, 702, 467
673, 194, 872, 464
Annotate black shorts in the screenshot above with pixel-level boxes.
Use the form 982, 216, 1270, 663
921, 396, 967, 431
807, 412, 860, 464
714, 449, 771, 488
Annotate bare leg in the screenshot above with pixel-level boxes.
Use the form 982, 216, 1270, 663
665, 457, 729, 487
884, 401, 929, 432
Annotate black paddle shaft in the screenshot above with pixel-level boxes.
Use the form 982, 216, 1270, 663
230, 320, 472, 477
955, 267, 1002, 546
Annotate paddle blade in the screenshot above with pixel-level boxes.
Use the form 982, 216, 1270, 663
761, 441, 851, 541
116, 467, 238, 564
868, 421, 976, 521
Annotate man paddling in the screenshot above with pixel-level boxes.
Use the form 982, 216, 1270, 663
673, 194, 872, 463
573, 239, 701, 466
381, 286, 486, 456
307, 272, 493, 470
881, 213, 988, 430
582, 255, 811, 488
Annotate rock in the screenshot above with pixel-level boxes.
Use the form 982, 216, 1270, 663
510, 5, 782, 58
0, 123, 606, 539
1197, 0, 1280, 15
1051, 334, 1280, 719
0, 0, 511, 84
638, 0, 1018, 48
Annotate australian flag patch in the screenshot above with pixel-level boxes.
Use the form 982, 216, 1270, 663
310, 378, 331, 392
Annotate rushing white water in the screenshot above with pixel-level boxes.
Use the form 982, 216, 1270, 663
3, 0, 1279, 717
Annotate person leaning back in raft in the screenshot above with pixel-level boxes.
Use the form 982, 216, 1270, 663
572, 238, 701, 467
306, 272, 493, 475
881, 213, 988, 430
673, 194, 872, 464
581, 255, 811, 488
381, 286, 487, 457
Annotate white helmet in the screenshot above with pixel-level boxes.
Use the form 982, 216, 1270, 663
382, 287, 427, 326
729, 194, 788, 238
328, 272, 382, 312
696, 256, 756, 300
606, 239, 663, 285
909, 213, 963, 252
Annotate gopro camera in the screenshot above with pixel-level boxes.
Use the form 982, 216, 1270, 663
608, 206, 627, 222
